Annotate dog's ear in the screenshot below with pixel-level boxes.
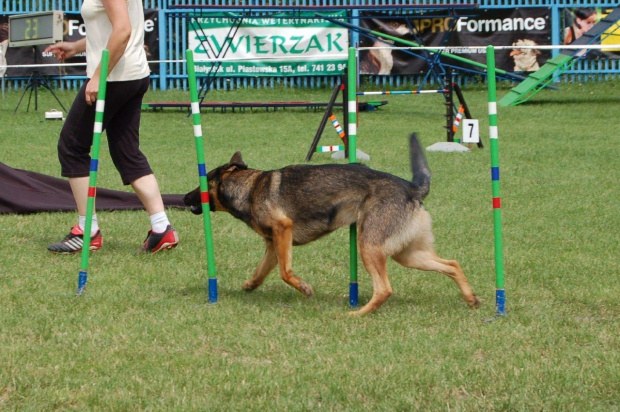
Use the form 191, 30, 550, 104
228, 152, 248, 171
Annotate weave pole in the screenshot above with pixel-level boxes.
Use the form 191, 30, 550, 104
186, 50, 218, 303
347, 47, 358, 307
77, 49, 109, 295
485, 45, 506, 316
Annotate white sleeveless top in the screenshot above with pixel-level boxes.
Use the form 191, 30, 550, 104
81, 0, 150, 81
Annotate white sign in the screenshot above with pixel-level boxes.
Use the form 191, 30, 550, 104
462, 119, 480, 143
188, 12, 348, 77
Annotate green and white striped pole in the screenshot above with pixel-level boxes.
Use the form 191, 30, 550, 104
485, 46, 506, 316
186, 49, 218, 303
347, 47, 358, 307
77, 49, 109, 295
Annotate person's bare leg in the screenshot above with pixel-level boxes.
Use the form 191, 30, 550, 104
130, 174, 165, 215
69, 176, 90, 216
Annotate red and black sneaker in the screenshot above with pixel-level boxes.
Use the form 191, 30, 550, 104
138, 225, 179, 254
48, 225, 103, 254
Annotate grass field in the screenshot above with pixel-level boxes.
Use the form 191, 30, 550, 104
1, 79, 619, 410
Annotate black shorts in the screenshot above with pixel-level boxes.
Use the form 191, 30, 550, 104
58, 76, 152, 185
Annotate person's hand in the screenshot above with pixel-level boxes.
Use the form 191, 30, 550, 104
84, 74, 99, 105
44, 41, 78, 61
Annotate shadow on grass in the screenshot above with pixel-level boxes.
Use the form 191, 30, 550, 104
164, 279, 477, 316
507, 96, 620, 106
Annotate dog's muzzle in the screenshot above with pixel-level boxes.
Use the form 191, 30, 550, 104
183, 189, 204, 215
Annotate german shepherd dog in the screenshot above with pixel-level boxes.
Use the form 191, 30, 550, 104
184, 134, 481, 315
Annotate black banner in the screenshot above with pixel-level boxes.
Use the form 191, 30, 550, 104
0, 10, 159, 77
360, 8, 552, 75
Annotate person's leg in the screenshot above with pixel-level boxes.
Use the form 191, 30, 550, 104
105, 78, 155, 186
130, 174, 164, 216
69, 176, 89, 216
105, 78, 178, 252
48, 83, 102, 253
105, 78, 166, 217
132, 173, 178, 253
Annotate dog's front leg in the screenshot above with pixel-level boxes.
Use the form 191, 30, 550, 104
272, 218, 314, 297
243, 240, 278, 291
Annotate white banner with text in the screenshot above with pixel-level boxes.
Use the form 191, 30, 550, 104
188, 12, 348, 77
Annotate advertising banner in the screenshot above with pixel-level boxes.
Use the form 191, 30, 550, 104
563, 7, 620, 56
188, 12, 348, 77
359, 8, 552, 75
0, 10, 159, 77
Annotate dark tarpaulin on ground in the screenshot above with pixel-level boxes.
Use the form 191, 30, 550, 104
0, 162, 187, 214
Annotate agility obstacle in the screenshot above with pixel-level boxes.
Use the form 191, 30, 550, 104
177, 45, 506, 315
499, 6, 620, 107
352, 81, 477, 147
485, 46, 506, 316
346, 45, 506, 316
452, 105, 465, 143
347, 48, 358, 307
309, 61, 479, 152
355, 86, 471, 145
317, 145, 345, 153
313, 115, 347, 154
305, 81, 347, 162
329, 114, 346, 140
186, 50, 218, 303
307, 83, 457, 161
357, 90, 447, 96
447, 78, 482, 148
143, 100, 342, 113
77, 50, 109, 295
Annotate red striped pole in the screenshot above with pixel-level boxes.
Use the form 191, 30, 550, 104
452, 105, 465, 143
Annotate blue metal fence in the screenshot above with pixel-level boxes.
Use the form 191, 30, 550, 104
1, 0, 618, 91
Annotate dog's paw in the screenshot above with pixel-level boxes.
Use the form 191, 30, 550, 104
242, 280, 258, 291
348, 308, 372, 316
469, 294, 482, 308
299, 281, 314, 297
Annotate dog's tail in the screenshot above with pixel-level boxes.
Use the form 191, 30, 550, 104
409, 133, 431, 200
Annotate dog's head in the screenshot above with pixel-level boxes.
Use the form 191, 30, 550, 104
183, 152, 248, 215
510, 39, 541, 71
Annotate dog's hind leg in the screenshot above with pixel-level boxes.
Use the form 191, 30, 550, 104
393, 247, 481, 308
350, 245, 392, 315
272, 218, 314, 297
243, 240, 278, 291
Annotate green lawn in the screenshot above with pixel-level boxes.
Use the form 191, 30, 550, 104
0, 80, 618, 410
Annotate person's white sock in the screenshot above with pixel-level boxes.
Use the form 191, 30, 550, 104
150, 211, 170, 233
78, 214, 99, 236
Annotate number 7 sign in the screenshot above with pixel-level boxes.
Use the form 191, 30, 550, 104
462, 119, 480, 144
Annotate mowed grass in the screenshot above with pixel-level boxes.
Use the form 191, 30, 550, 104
0, 80, 618, 410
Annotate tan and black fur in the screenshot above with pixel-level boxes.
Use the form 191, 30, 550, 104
184, 133, 480, 315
